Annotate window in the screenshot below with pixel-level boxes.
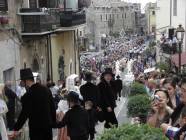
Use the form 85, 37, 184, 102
122, 14, 124, 19
39, 0, 47, 8
100, 15, 102, 21
125, 13, 126, 18
106, 14, 107, 20
173, 0, 177, 16
29, 0, 37, 8
0, 0, 8, 11
152, 11, 155, 15
3, 68, 14, 83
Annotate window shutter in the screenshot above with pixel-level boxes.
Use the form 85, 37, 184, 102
0, 0, 8, 11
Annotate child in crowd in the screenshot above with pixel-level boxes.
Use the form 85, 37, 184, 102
56, 91, 89, 140
85, 101, 96, 140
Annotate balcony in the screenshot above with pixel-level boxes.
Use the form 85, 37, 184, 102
18, 8, 60, 35
18, 8, 86, 35
60, 10, 86, 27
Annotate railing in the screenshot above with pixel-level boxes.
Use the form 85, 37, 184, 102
60, 10, 86, 27
18, 8, 60, 33
161, 43, 178, 55
18, 8, 86, 34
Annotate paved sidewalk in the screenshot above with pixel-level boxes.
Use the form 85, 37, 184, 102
95, 97, 128, 139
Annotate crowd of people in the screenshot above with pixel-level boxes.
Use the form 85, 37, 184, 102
0, 67, 123, 140
160, 33, 178, 54
80, 35, 154, 76
1, 34, 177, 140
133, 69, 186, 140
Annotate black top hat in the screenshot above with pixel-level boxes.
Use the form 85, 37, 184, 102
20, 68, 34, 80
116, 75, 120, 79
102, 68, 114, 76
67, 91, 79, 103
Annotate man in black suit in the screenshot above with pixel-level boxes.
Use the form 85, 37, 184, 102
80, 72, 100, 140
13, 68, 56, 140
115, 75, 123, 100
80, 72, 100, 109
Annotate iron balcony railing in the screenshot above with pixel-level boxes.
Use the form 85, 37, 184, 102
18, 8, 60, 33
60, 10, 86, 27
18, 8, 86, 34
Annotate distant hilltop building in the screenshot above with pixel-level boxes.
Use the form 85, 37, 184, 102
86, 0, 144, 48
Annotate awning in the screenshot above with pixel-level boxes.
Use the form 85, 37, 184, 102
171, 52, 186, 67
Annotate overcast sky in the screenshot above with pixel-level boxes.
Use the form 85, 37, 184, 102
122, 0, 157, 11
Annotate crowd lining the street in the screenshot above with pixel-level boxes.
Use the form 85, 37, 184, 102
1, 34, 185, 140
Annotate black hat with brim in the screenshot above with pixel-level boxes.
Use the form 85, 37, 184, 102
102, 68, 114, 76
116, 75, 120, 79
20, 68, 34, 80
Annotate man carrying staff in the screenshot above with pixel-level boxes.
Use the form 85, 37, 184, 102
13, 68, 56, 140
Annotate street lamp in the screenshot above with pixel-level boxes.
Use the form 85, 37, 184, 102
176, 24, 185, 74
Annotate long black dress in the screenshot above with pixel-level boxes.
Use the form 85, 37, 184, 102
97, 80, 118, 128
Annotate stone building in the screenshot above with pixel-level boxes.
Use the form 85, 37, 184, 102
156, 0, 186, 52
86, 0, 142, 47
0, 0, 86, 84
145, 2, 156, 34
0, 0, 21, 84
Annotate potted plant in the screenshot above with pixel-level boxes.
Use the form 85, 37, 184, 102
130, 82, 147, 96
127, 94, 151, 123
98, 124, 168, 140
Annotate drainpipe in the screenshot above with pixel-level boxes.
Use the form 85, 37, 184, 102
46, 36, 50, 80
170, 0, 172, 27
46, 35, 53, 81
49, 35, 53, 81
74, 30, 77, 74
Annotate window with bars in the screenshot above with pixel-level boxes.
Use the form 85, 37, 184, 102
0, 0, 8, 11
173, 0, 177, 16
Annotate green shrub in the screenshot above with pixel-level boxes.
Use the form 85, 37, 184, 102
156, 62, 170, 73
127, 95, 151, 122
98, 124, 168, 140
130, 82, 147, 96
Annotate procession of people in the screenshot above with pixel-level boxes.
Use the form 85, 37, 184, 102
0, 33, 182, 140
0, 33, 177, 140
